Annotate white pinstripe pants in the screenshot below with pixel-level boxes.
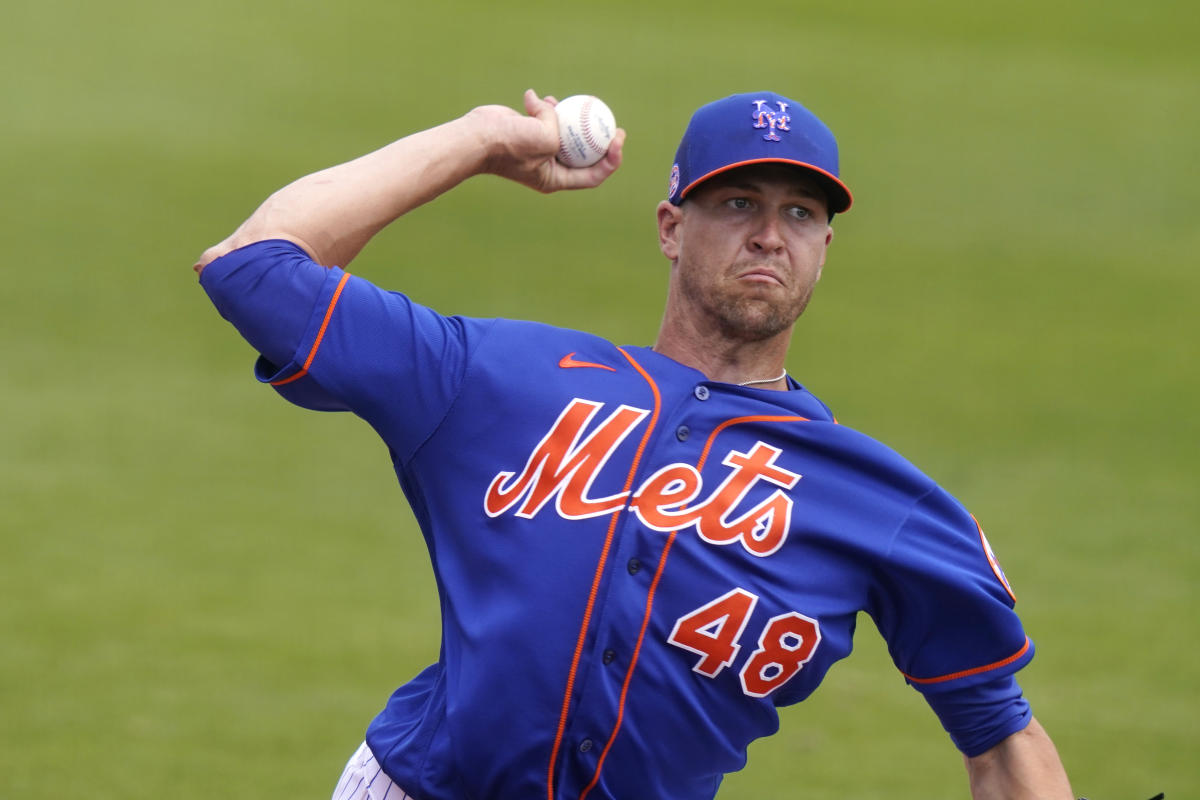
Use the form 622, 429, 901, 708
331, 741, 415, 800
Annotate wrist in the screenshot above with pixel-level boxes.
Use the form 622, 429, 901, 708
444, 110, 497, 176
459, 102, 555, 180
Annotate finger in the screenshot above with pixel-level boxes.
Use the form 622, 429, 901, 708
592, 127, 625, 175
524, 89, 559, 118
528, 96, 559, 126
606, 128, 626, 166
556, 127, 625, 190
522, 88, 543, 116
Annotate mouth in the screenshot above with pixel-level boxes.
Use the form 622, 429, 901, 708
734, 265, 786, 287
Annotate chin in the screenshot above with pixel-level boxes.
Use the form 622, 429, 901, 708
715, 303, 798, 342
734, 287, 815, 335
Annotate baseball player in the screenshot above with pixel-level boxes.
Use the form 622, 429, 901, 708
195, 90, 1075, 799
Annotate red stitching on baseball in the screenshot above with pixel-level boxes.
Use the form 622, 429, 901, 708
580, 98, 604, 153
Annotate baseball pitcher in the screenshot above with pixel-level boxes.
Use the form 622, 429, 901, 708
195, 90, 1075, 799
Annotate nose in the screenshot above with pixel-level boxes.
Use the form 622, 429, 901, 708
748, 212, 785, 253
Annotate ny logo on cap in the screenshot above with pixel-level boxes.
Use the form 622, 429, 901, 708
751, 100, 791, 142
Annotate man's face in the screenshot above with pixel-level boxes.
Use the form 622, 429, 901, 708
657, 164, 834, 343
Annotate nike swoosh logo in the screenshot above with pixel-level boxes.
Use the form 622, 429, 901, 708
559, 352, 617, 372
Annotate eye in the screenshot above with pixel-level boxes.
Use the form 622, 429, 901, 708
787, 205, 812, 221
725, 197, 753, 210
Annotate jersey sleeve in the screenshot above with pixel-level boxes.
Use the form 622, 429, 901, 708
200, 239, 490, 463
869, 487, 1034, 695
922, 673, 1032, 756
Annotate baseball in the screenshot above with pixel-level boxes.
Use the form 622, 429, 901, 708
554, 95, 617, 168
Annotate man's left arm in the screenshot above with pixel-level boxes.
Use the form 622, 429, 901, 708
965, 716, 1073, 800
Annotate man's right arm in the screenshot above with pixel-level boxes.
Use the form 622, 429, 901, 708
965, 717, 1073, 799
194, 89, 624, 274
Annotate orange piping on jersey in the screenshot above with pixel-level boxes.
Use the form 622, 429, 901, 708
578, 530, 677, 800
546, 347, 661, 800
578, 410, 813, 796
270, 271, 352, 386
902, 636, 1032, 685
698, 415, 810, 468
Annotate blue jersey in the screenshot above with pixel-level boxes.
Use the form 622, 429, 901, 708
202, 240, 1033, 800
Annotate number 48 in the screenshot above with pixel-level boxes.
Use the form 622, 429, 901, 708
666, 588, 821, 698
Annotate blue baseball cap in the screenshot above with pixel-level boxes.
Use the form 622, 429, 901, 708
667, 91, 852, 214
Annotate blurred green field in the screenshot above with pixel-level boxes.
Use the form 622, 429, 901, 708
2, 0, 1196, 797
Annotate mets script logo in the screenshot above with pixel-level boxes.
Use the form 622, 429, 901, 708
483, 399, 801, 557
752, 100, 791, 142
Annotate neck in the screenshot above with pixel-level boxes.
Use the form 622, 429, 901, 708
652, 317, 794, 390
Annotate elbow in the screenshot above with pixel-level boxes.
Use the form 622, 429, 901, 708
193, 232, 319, 277
193, 189, 322, 276
194, 243, 230, 275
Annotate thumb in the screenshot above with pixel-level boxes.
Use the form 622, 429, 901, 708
523, 89, 557, 122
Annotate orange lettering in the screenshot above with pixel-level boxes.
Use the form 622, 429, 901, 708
488, 403, 802, 558
695, 443, 800, 556
629, 465, 703, 530
484, 399, 649, 520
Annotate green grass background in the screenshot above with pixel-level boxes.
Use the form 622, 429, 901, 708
2, 0, 1196, 797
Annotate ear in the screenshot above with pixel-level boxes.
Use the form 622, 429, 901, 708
656, 200, 683, 261
816, 224, 834, 280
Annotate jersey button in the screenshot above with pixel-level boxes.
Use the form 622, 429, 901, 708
675, 425, 690, 442
579, 739, 594, 753
603, 649, 616, 665
627, 558, 641, 575
694, 385, 710, 401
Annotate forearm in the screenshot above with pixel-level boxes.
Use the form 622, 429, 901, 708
196, 116, 489, 271
965, 717, 1073, 800
194, 90, 624, 275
